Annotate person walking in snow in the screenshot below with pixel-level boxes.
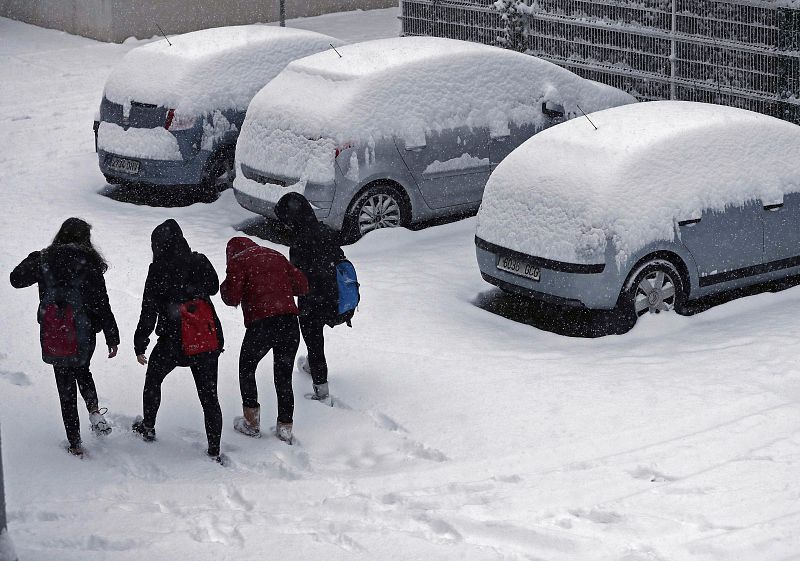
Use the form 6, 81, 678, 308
132, 219, 225, 463
10, 217, 119, 457
220, 237, 308, 444
274, 193, 345, 402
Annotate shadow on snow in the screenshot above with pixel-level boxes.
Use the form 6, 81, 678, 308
474, 274, 800, 339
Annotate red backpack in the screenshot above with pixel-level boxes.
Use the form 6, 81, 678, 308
39, 264, 92, 366
179, 299, 219, 356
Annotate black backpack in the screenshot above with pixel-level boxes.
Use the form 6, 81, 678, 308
38, 262, 93, 366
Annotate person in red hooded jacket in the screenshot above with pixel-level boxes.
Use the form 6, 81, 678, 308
220, 237, 308, 444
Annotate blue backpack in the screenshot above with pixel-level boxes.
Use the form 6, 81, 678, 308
329, 259, 360, 327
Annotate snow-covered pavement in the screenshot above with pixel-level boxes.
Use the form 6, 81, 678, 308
1, 11, 800, 561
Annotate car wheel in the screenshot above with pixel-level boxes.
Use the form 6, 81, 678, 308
344, 185, 406, 241
622, 260, 685, 322
197, 155, 232, 203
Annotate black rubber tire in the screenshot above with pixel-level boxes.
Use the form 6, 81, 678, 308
618, 259, 685, 330
342, 184, 408, 243
197, 153, 233, 203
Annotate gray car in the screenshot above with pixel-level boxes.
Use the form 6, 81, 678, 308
95, 25, 343, 199
233, 37, 635, 238
475, 101, 800, 329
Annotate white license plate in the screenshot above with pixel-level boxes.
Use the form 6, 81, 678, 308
108, 157, 140, 175
497, 255, 540, 281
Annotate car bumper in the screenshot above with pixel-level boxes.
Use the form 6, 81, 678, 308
233, 165, 336, 221
98, 149, 209, 186
475, 236, 621, 310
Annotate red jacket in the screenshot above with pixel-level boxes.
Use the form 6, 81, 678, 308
220, 237, 309, 327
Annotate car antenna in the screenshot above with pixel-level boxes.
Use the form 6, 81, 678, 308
155, 23, 172, 46
330, 43, 342, 58
576, 104, 598, 131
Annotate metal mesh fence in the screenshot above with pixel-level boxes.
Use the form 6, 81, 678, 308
400, 0, 800, 124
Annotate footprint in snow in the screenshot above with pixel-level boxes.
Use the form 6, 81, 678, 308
629, 466, 678, 483
0, 369, 30, 386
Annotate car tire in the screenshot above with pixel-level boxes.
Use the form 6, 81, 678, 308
343, 184, 407, 242
198, 152, 234, 203
619, 259, 685, 328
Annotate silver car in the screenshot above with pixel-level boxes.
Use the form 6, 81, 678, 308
475, 101, 800, 329
96, 26, 343, 199
233, 37, 635, 239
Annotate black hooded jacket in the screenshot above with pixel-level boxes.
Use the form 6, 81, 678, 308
10, 243, 120, 347
133, 219, 223, 356
274, 193, 345, 319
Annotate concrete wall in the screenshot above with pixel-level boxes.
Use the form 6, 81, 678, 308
0, 0, 397, 42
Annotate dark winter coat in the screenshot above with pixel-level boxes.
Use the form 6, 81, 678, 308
220, 237, 309, 327
274, 193, 345, 320
133, 220, 223, 356
10, 243, 121, 347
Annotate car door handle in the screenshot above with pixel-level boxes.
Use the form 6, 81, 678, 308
764, 203, 784, 211
405, 146, 425, 152
678, 218, 701, 226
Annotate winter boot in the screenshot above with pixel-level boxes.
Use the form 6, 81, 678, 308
233, 405, 261, 438
276, 421, 293, 445
132, 417, 156, 442
67, 442, 84, 457
89, 408, 112, 436
312, 382, 329, 400
297, 355, 311, 376
207, 450, 227, 465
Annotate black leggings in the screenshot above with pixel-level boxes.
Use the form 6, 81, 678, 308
143, 340, 222, 455
239, 315, 300, 424
299, 313, 328, 386
53, 363, 100, 447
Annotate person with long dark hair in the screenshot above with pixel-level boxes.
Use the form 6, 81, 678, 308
274, 193, 345, 402
132, 219, 225, 463
10, 217, 119, 457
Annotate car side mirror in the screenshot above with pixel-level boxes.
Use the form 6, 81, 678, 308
542, 101, 565, 120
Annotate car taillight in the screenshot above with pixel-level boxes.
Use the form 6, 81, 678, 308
165, 109, 196, 131
335, 142, 353, 159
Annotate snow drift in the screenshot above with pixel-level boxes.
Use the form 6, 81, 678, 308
103, 25, 344, 116
476, 101, 800, 266
235, 36, 636, 188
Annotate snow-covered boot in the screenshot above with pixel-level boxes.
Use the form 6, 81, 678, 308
132, 417, 156, 442
297, 355, 311, 376
233, 405, 261, 438
276, 421, 293, 445
89, 408, 112, 436
312, 382, 329, 400
67, 443, 84, 457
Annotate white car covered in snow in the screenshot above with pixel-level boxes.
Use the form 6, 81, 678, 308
233, 36, 635, 239
96, 26, 344, 199
476, 101, 800, 328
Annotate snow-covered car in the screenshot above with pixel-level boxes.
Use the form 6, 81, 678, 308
233, 36, 635, 238
476, 101, 800, 327
96, 26, 344, 199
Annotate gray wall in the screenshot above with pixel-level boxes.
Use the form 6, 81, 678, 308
0, 0, 397, 42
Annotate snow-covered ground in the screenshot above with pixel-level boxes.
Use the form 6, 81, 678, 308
1, 10, 800, 561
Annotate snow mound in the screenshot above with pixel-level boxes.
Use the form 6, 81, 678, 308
476, 101, 800, 266
103, 25, 343, 115
236, 36, 636, 185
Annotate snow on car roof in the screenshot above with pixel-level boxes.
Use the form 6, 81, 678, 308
237, 36, 636, 184
286, 36, 498, 80
476, 101, 800, 267
103, 25, 343, 115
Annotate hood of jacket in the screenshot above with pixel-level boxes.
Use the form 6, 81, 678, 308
274, 192, 320, 237
226, 237, 259, 263
151, 219, 190, 263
